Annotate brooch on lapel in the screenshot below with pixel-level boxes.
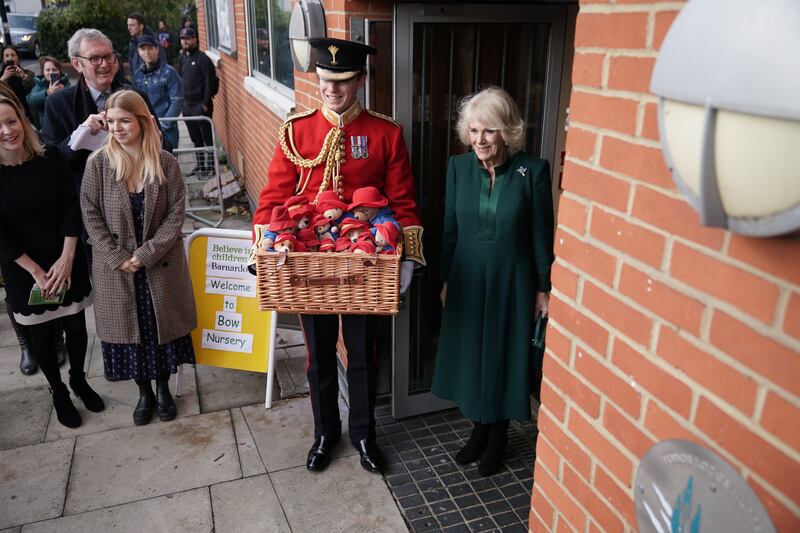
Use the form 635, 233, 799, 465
516, 166, 527, 176
350, 136, 369, 159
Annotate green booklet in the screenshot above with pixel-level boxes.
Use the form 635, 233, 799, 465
28, 283, 66, 306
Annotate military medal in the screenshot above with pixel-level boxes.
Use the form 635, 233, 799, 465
517, 166, 527, 176
350, 136, 369, 159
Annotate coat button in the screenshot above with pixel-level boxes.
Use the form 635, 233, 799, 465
112, 233, 118, 240
162, 261, 169, 267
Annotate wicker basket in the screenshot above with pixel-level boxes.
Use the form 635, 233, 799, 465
255, 248, 401, 315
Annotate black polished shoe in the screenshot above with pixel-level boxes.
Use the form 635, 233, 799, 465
355, 439, 385, 473
306, 435, 338, 471
156, 378, 177, 422
70, 373, 105, 412
133, 391, 156, 426
51, 383, 81, 428
19, 343, 37, 375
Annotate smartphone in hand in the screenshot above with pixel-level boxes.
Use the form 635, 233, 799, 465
50, 73, 59, 84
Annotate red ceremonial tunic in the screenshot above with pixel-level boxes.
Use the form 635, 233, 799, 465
253, 103, 422, 233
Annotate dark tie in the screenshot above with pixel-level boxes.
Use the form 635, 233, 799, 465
96, 91, 110, 111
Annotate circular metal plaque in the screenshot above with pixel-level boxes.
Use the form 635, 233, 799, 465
635, 440, 775, 533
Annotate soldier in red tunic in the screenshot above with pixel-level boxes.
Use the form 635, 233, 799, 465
251, 38, 425, 474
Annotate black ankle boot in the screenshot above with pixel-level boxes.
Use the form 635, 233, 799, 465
69, 371, 105, 412
156, 376, 176, 422
455, 422, 491, 465
133, 380, 156, 426
7, 305, 36, 375
478, 420, 509, 476
54, 324, 67, 367
51, 382, 81, 428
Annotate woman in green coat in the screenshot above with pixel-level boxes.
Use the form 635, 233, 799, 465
432, 87, 554, 476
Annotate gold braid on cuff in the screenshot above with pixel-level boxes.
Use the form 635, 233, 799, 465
402, 226, 426, 266
248, 224, 268, 266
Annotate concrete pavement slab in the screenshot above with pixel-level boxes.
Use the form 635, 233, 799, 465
275, 327, 304, 348
230, 407, 266, 477
21, 487, 213, 533
271, 455, 407, 532
44, 370, 200, 442
0, 386, 52, 451
275, 355, 309, 399
0, 439, 74, 529
210, 474, 290, 533
1, 527, 21, 533
64, 410, 239, 515
242, 397, 355, 473
195, 364, 272, 413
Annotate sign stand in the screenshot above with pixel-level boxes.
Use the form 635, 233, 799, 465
180, 228, 277, 408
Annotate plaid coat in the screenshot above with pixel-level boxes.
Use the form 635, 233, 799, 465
80, 149, 196, 344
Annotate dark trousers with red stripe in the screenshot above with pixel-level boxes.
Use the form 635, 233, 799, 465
300, 314, 378, 446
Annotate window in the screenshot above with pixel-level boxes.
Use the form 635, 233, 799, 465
205, 0, 220, 49
248, 0, 294, 90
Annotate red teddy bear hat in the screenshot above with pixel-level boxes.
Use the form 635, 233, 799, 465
347, 186, 389, 211
374, 221, 400, 249
284, 195, 314, 223
268, 206, 296, 232
350, 232, 377, 254
338, 218, 370, 241
318, 237, 336, 252
317, 190, 347, 213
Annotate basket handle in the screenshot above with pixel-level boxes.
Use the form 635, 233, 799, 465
290, 274, 366, 287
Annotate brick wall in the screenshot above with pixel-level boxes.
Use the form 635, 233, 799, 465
531, 1, 800, 532
197, 0, 392, 201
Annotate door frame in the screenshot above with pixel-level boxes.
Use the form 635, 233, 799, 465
391, 3, 568, 419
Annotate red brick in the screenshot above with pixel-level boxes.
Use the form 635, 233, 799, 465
575, 346, 642, 417
653, 10, 681, 51
556, 194, 588, 234
571, 52, 604, 88
582, 282, 653, 346
695, 397, 800, 499
545, 322, 572, 365
535, 432, 562, 478
545, 357, 601, 419
539, 410, 593, 480
590, 209, 665, 268
569, 91, 639, 136
657, 327, 758, 416
601, 136, 672, 188
575, 12, 649, 49
531, 486, 555, 531
563, 464, 624, 533
541, 376, 567, 422
533, 462, 586, 532
552, 261, 580, 300
602, 403, 655, 458
643, 400, 697, 442
565, 126, 597, 161
550, 293, 610, 354
555, 516, 577, 533
619, 264, 704, 335
562, 160, 630, 212
760, 391, 800, 451
554, 228, 617, 287
749, 478, 800, 533
632, 186, 725, 250
608, 56, 656, 94
529, 510, 550, 533
594, 466, 637, 528
786, 292, 800, 341
612, 338, 694, 418
568, 410, 633, 486
671, 243, 780, 324
728, 234, 800, 286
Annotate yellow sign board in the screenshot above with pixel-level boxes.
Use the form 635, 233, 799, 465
187, 229, 276, 373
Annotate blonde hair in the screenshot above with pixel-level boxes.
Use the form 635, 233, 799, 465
456, 86, 526, 155
102, 90, 164, 185
0, 95, 44, 161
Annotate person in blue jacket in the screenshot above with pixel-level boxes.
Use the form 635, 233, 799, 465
132, 34, 183, 149
26, 56, 70, 130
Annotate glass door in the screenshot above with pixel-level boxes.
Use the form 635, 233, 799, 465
392, 3, 567, 418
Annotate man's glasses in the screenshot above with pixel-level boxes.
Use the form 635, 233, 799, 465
75, 54, 118, 66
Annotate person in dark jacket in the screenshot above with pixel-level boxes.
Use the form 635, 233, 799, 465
157, 20, 175, 65
27, 56, 70, 129
133, 34, 182, 149
0, 46, 34, 121
178, 27, 216, 176
127, 13, 167, 76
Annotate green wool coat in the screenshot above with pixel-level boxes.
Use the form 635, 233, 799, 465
432, 151, 555, 423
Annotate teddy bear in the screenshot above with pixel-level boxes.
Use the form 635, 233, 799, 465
348, 186, 400, 229
373, 221, 400, 254
284, 195, 314, 230
297, 227, 320, 252
273, 232, 299, 253
338, 218, 370, 244
312, 213, 338, 242
263, 206, 297, 251
316, 190, 350, 231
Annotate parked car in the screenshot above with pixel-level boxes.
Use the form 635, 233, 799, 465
0, 14, 39, 57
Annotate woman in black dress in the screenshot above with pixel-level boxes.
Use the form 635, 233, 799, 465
0, 94, 103, 428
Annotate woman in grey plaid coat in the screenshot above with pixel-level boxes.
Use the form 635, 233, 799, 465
81, 90, 196, 426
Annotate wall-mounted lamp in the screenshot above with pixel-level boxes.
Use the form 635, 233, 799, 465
650, 0, 800, 236
289, 0, 327, 73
